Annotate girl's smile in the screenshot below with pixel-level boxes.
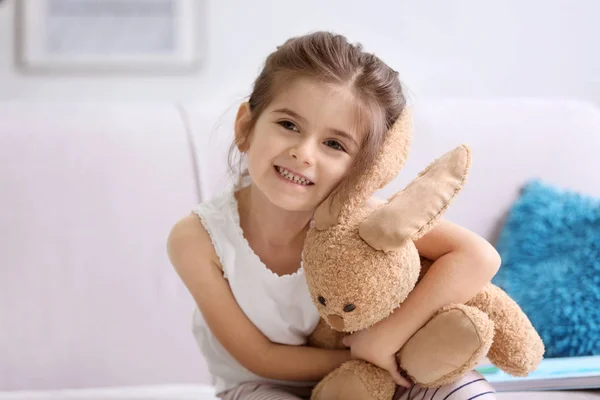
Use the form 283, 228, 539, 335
274, 165, 315, 187
238, 77, 364, 213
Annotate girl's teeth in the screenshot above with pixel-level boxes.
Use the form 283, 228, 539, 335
277, 167, 310, 185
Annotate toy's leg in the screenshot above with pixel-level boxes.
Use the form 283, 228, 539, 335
311, 360, 395, 400
398, 304, 494, 388
467, 284, 544, 376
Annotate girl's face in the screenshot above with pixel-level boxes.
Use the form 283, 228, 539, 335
237, 77, 364, 212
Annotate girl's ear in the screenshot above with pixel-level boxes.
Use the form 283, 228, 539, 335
234, 102, 253, 152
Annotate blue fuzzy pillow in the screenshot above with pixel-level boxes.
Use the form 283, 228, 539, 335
492, 179, 600, 358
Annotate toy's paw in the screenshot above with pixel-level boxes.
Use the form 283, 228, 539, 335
398, 304, 494, 387
311, 360, 394, 400
468, 284, 544, 376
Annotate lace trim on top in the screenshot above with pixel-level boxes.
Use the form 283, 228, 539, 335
227, 189, 305, 281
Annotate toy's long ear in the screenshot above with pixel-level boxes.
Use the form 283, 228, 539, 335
358, 145, 471, 251
313, 108, 413, 230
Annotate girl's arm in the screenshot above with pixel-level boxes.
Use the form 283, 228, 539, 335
167, 214, 350, 382
343, 219, 501, 381
379, 219, 501, 347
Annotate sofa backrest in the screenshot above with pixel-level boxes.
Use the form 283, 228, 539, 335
0, 102, 209, 390
184, 99, 600, 242
2, 98, 600, 390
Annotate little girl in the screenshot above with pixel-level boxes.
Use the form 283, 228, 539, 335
168, 31, 499, 400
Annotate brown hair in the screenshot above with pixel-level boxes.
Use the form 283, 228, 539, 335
229, 31, 406, 206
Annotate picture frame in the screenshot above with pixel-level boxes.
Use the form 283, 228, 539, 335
15, 0, 204, 74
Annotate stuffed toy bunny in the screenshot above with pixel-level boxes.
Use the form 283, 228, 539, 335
302, 108, 544, 400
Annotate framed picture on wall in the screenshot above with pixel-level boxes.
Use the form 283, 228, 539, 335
15, 0, 204, 73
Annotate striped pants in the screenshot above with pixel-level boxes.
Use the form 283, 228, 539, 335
218, 371, 495, 399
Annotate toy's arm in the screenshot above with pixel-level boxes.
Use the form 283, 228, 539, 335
308, 318, 347, 350
359, 145, 471, 251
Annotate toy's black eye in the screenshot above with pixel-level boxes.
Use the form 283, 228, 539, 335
343, 304, 356, 313
318, 296, 327, 306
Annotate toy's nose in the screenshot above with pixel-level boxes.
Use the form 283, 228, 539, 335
327, 315, 344, 330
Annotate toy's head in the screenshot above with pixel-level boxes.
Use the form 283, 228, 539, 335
303, 108, 471, 333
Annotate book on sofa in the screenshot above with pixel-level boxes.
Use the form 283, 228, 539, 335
477, 355, 600, 391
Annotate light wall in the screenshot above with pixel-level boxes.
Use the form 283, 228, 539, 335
0, 0, 598, 113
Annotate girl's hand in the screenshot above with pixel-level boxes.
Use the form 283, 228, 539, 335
343, 328, 412, 388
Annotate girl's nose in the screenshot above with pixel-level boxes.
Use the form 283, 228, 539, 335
289, 141, 316, 166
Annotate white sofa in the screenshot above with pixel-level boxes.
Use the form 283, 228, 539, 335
1, 99, 599, 399
0, 103, 210, 394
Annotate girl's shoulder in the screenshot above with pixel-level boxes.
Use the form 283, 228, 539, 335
188, 187, 244, 276
193, 189, 235, 219
167, 211, 224, 279
194, 176, 248, 219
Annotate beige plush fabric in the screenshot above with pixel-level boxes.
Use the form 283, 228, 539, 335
304, 107, 544, 399
399, 305, 494, 387
314, 108, 413, 231
312, 360, 395, 400
307, 319, 346, 350
467, 284, 546, 376
359, 145, 471, 251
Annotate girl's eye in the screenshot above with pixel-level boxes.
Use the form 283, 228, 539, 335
277, 120, 299, 132
324, 140, 346, 152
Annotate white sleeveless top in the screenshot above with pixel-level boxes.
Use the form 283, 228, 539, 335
191, 186, 321, 394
